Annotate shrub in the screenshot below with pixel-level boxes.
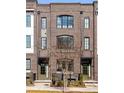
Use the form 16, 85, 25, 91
56, 81, 64, 87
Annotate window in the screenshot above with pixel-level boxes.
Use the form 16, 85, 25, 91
83, 64, 89, 75
57, 35, 74, 49
41, 17, 47, 29
26, 35, 31, 48
57, 15, 74, 28
26, 15, 31, 27
26, 59, 31, 70
41, 63, 46, 74
84, 17, 90, 28
84, 37, 90, 50
41, 37, 47, 49
57, 60, 74, 72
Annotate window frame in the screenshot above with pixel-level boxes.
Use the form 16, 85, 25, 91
84, 17, 90, 29
26, 59, 31, 70
84, 37, 90, 50
41, 17, 47, 29
57, 35, 74, 49
41, 37, 47, 49
26, 15, 31, 27
26, 35, 31, 48
56, 15, 74, 29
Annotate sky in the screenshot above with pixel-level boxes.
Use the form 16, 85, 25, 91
38, 0, 96, 4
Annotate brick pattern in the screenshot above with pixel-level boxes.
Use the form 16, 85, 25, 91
26, 0, 98, 80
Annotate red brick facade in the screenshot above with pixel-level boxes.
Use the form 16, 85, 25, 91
26, 0, 98, 81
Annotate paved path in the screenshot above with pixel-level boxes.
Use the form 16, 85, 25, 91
26, 86, 98, 92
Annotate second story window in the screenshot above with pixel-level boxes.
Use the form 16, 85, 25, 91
26, 35, 31, 48
84, 37, 90, 50
57, 15, 74, 28
57, 35, 74, 49
41, 37, 47, 49
41, 17, 47, 29
84, 17, 90, 29
26, 15, 31, 27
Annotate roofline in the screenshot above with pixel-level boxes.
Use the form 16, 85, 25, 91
38, 2, 97, 6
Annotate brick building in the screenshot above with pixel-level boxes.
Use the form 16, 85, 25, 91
26, 0, 98, 82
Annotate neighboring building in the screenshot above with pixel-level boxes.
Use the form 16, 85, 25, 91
26, 0, 98, 82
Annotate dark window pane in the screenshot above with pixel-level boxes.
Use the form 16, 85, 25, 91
41, 63, 46, 74
83, 64, 89, 75
57, 35, 74, 49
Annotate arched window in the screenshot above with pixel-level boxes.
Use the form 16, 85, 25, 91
57, 35, 74, 49
57, 15, 74, 28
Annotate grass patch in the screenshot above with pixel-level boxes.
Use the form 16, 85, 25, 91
26, 90, 97, 93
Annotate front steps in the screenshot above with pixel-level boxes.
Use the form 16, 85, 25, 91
84, 80, 98, 88
34, 80, 52, 86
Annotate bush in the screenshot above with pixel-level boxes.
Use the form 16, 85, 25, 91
26, 79, 33, 86
79, 74, 83, 82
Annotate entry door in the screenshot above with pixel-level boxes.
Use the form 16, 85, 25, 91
40, 63, 49, 79
82, 64, 90, 80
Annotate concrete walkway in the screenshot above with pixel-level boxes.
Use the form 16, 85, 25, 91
26, 86, 98, 92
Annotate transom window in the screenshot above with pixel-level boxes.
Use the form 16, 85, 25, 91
26, 15, 31, 27
57, 15, 74, 28
57, 35, 74, 49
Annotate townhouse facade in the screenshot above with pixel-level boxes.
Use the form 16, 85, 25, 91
26, 0, 98, 81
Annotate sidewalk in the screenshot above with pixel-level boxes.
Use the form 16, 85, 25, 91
26, 86, 98, 92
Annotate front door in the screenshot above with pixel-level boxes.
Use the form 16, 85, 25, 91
38, 58, 49, 80
82, 64, 90, 80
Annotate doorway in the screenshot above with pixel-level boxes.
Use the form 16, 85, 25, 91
81, 58, 91, 80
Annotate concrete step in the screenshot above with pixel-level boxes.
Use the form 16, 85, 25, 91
34, 80, 52, 86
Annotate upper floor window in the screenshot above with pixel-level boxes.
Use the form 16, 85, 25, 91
84, 17, 90, 29
57, 15, 74, 28
41, 37, 47, 49
26, 35, 31, 48
26, 15, 31, 27
84, 37, 90, 50
26, 59, 31, 70
57, 35, 74, 49
41, 17, 47, 29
